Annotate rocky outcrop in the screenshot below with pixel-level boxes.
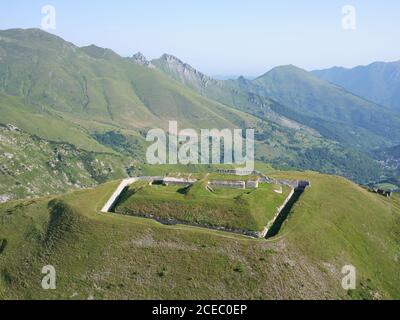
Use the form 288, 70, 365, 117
130, 52, 155, 68
153, 53, 220, 89
0, 195, 11, 203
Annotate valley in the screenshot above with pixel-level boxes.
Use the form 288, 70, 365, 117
1, 27, 400, 301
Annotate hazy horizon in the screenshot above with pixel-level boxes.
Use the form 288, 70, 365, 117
1, 0, 399, 76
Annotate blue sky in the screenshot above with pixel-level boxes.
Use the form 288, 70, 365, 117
1, 0, 399, 76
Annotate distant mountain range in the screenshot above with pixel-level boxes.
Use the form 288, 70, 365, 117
312, 61, 400, 112
1, 28, 400, 200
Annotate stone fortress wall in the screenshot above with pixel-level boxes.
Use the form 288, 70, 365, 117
101, 172, 310, 238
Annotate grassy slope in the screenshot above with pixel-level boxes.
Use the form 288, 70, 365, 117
0, 93, 110, 153
115, 180, 291, 231
271, 171, 400, 299
0, 171, 399, 300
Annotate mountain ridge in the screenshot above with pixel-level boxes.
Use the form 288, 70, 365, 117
312, 60, 400, 112
0, 28, 396, 200
150, 52, 400, 150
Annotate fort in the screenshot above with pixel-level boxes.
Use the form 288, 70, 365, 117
101, 171, 310, 238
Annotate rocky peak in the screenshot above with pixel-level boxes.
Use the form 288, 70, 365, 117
157, 53, 218, 88
160, 53, 185, 65
131, 52, 151, 66
160, 54, 200, 75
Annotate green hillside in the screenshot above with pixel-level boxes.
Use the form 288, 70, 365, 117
0, 28, 257, 133
0, 171, 399, 299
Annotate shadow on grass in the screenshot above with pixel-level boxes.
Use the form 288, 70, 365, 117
110, 186, 137, 212
0, 239, 7, 254
266, 189, 304, 238
177, 185, 191, 195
